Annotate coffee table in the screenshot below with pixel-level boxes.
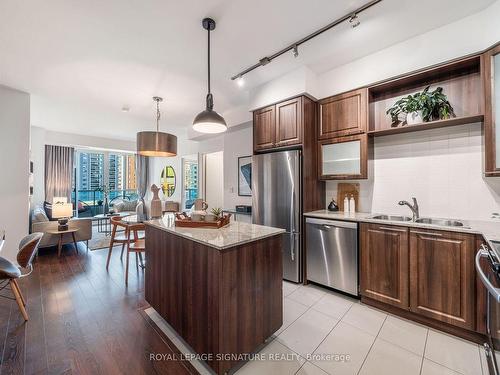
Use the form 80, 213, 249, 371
93, 213, 128, 236
46, 228, 79, 257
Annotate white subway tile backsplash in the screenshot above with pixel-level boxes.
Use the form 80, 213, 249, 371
325, 123, 500, 220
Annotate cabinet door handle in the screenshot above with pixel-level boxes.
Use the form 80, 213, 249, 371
411, 230, 442, 237
378, 226, 406, 232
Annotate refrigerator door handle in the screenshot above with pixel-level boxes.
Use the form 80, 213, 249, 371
290, 232, 300, 262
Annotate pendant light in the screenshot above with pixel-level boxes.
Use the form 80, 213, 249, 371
192, 18, 227, 134
137, 97, 177, 157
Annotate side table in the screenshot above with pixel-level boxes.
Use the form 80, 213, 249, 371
46, 228, 79, 257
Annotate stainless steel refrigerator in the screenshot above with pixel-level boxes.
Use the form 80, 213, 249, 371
252, 150, 302, 282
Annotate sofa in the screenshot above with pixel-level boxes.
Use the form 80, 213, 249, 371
31, 205, 92, 249
111, 199, 139, 214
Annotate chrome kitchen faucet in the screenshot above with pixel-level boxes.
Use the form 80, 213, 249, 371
398, 197, 419, 221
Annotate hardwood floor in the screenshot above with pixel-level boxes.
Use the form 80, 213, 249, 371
0, 243, 191, 375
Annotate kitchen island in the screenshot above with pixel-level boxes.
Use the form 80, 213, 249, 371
144, 217, 285, 375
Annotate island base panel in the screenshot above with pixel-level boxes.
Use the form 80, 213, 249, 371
145, 225, 283, 374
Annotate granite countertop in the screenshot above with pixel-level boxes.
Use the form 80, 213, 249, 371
304, 210, 500, 245
145, 217, 284, 250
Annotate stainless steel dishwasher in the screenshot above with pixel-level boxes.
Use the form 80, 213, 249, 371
306, 218, 358, 296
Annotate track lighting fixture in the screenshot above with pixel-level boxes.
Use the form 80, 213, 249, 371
230, 0, 382, 81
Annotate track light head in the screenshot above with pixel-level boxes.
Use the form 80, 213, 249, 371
292, 44, 299, 58
236, 75, 245, 87
349, 13, 360, 28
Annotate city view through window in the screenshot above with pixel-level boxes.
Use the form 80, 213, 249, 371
74, 150, 137, 215
183, 158, 198, 209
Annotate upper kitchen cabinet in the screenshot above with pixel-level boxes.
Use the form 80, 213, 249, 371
319, 134, 368, 180
485, 44, 500, 176
252, 95, 314, 152
318, 88, 367, 139
275, 97, 303, 147
253, 105, 276, 151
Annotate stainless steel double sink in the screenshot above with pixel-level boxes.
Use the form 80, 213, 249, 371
370, 214, 464, 227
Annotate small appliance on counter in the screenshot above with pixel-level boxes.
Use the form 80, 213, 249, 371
235, 205, 252, 213
328, 199, 339, 212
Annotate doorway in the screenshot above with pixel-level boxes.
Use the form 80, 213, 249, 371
202, 151, 224, 211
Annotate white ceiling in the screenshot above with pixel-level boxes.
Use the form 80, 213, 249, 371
0, 0, 495, 140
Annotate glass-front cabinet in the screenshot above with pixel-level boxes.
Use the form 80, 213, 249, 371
485, 44, 500, 176
319, 134, 368, 179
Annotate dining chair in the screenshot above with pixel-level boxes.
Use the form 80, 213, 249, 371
0, 232, 43, 321
124, 223, 146, 285
106, 215, 130, 270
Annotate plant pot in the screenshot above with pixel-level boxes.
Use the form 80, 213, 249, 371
406, 111, 423, 125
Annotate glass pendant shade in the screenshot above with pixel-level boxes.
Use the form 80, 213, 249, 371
137, 96, 177, 157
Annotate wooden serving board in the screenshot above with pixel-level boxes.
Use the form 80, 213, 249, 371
337, 183, 360, 211
174, 213, 231, 229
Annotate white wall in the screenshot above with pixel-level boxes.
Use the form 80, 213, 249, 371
249, 66, 319, 111
222, 124, 253, 209
326, 124, 500, 220
204, 151, 224, 210
0, 85, 30, 261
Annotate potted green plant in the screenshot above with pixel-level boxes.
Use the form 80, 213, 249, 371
211, 207, 223, 219
386, 86, 454, 126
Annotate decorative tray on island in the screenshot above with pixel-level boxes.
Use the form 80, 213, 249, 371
174, 213, 231, 229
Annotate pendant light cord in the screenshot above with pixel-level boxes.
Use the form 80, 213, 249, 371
156, 99, 160, 132
206, 26, 213, 111
207, 26, 211, 95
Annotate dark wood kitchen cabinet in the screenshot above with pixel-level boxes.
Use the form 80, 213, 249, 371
253, 95, 312, 152
484, 43, 500, 176
275, 97, 303, 147
318, 88, 367, 139
253, 105, 276, 151
409, 228, 475, 330
361, 224, 479, 337
360, 223, 409, 309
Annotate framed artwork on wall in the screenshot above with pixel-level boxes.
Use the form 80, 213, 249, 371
238, 156, 252, 196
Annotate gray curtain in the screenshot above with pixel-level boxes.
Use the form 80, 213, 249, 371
44, 145, 74, 203
136, 154, 149, 220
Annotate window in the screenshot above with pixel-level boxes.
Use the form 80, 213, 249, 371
75, 150, 136, 216
182, 157, 198, 210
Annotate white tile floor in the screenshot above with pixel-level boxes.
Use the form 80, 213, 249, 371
146, 281, 491, 375
237, 281, 490, 375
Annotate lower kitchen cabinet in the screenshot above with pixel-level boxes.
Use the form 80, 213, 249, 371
409, 228, 475, 330
360, 224, 477, 332
360, 224, 409, 309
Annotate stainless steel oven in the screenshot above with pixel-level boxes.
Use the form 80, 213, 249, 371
476, 241, 500, 375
